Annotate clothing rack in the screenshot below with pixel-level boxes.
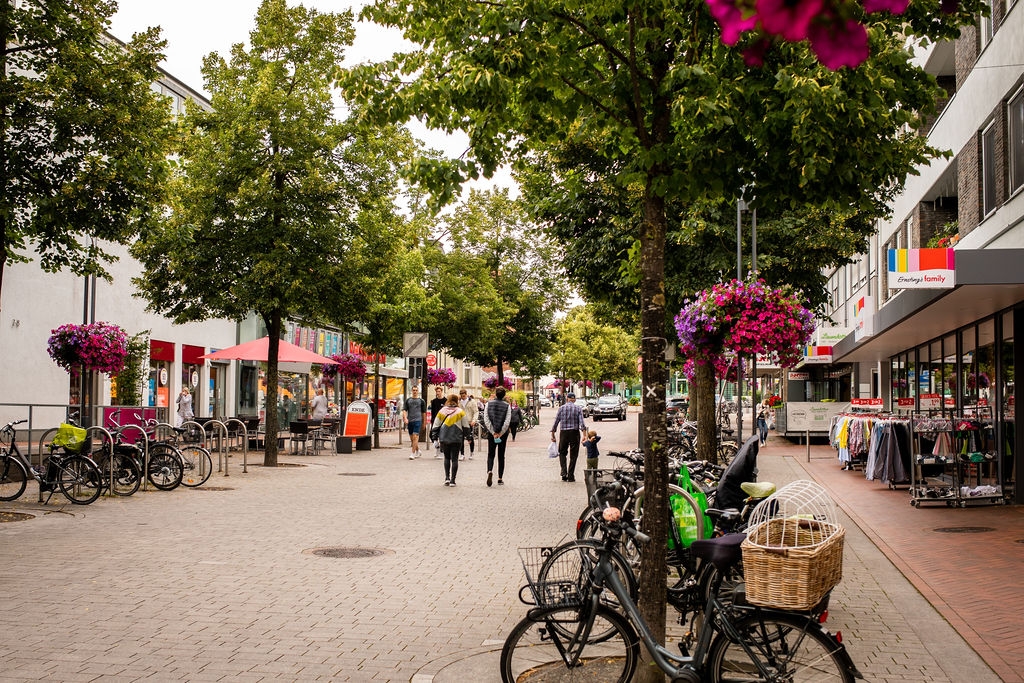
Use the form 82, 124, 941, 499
910, 409, 1004, 507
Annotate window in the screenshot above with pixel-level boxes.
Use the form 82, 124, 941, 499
980, 0, 995, 47
463, 366, 472, 387
1010, 89, 1024, 196
982, 123, 997, 217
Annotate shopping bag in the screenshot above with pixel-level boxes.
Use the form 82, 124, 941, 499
547, 441, 558, 458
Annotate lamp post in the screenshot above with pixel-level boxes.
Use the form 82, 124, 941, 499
735, 197, 745, 440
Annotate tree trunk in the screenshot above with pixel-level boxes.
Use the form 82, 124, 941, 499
635, 188, 670, 683
264, 312, 281, 467
696, 360, 716, 464
496, 353, 504, 386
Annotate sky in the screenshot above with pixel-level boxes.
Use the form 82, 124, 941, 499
108, 0, 514, 192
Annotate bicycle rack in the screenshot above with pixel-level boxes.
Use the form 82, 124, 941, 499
200, 419, 230, 478
115, 424, 150, 492
34, 425, 116, 501
222, 418, 250, 474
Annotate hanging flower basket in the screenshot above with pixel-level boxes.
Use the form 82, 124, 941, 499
675, 279, 815, 370
321, 353, 367, 383
602, 380, 614, 391
767, 394, 783, 407
427, 367, 457, 387
47, 322, 128, 376
483, 374, 514, 389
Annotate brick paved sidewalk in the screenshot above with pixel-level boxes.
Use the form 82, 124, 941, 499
0, 414, 1006, 681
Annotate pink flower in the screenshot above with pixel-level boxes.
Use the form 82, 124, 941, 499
756, 0, 824, 42
863, 0, 909, 13
808, 17, 869, 70
706, 0, 759, 45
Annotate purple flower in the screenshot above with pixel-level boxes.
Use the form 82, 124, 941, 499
862, 0, 909, 13
808, 17, 869, 70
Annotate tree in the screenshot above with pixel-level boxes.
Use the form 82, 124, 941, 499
132, 0, 397, 466
344, 0, 984, 673
0, 0, 173, 310
551, 307, 637, 393
440, 189, 557, 385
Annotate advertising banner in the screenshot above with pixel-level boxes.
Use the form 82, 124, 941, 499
887, 248, 955, 288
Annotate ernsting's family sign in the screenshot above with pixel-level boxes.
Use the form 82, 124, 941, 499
887, 248, 956, 289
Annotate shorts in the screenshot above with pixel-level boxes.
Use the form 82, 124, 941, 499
407, 420, 422, 437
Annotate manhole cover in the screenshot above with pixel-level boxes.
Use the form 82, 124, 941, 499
305, 547, 394, 559
192, 486, 235, 491
338, 472, 375, 477
0, 511, 34, 523
933, 526, 997, 534
246, 462, 305, 467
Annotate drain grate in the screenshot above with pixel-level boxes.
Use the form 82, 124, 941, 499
338, 472, 375, 477
933, 526, 996, 534
0, 511, 34, 523
192, 486, 235, 491
306, 546, 393, 559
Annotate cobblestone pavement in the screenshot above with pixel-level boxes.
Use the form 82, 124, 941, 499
0, 410, 1006, 681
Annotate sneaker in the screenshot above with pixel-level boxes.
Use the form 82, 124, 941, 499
409, 453, 416, 460
449, 480, 456, 487
459, 454, 465, 461
434, 453, 442, 459
498, 479, 504, 485
444, 479, 450, 487
468, 454, 473, 460
487, 471, 493, 487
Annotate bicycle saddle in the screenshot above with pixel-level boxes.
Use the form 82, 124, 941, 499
689, 533, 745, 572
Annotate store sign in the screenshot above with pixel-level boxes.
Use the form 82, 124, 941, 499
851, 397, 884, 408
816, 326, 849, 346
887, 248, 955, 289
788, 371, 810, 381
853, 295, 874, 341
920, 393, 941, 410
896, 397, 915, 410
801, 345, 833, 364
944, 397, 956, 407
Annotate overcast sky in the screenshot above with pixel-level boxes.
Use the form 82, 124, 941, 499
109, 0, 513, 191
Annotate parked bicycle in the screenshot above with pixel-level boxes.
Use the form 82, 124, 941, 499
501, 486, 861, 682
0, 420, 103, 505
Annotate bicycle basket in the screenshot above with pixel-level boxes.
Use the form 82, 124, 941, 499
517, 546, 591, 607
584, 468, 628, 509
52, 423, 88, 454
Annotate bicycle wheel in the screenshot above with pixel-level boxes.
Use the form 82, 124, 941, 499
179, 445, 213, 487
707, 612, 855, 683
717, 441, 738, 466
535, 540, 638, 641
147, 444, 184, 490
0, 454, 29, 501
97, 451, 142, 497
57, 455, 103, 505
500, 604, 639, 683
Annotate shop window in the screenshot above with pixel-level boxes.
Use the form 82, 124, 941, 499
982, 123, 997, 218
1002, 310, 1014, 422
1010, 88, 1024, 196
942, 333, 957, 411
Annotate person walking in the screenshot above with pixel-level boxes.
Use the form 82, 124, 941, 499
509, 400, 523, 441
483, 386, 512, 487
756, 399, 770, 446
430, 394, 471, 486
550, 392, 587, 482
402, 387, 427, 459
429, 386, 447, 457
458, 389, 478, 461
176, 387, 194, 427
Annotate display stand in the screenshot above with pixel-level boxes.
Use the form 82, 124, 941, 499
910, 408, 1004, 507
910, 413, 956, 507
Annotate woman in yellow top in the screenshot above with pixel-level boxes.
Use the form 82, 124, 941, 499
431, 394, 471, 487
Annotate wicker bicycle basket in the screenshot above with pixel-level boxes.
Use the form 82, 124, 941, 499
741, 480, 845, 611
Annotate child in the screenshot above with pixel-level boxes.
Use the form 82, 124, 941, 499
583, 429, 601, 469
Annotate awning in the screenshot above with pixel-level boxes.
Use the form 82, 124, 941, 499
833, 249, 1024, 364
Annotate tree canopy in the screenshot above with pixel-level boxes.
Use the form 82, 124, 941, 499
0, 0, 174, 310
131, 0, 410, 465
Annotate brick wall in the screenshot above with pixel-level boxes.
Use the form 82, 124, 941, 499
915, 199, 959, 246
958, 137, 981, 235
955, 24, 979, 89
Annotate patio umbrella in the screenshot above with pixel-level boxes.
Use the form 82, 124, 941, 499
200, 336, 336, 365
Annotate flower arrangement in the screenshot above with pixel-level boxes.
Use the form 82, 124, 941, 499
705, 0, 915, 70
427, 367, 457, 387
483, 374, 514, 390
926, 221, 960, 249
966, 372, 990, 390
321, 353, 367, 383
767, 394, 782, 407
47, 322, 128, 376
674, 279, 815, 372
602, 380, 614, 390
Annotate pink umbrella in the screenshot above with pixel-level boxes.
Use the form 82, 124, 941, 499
200, 336, 335, 364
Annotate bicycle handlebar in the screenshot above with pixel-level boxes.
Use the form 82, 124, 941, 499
2, 419, 28, 431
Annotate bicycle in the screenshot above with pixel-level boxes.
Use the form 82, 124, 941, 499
101, 410, 194, 490
501, 499, 861, 682
0, 420, 103, 505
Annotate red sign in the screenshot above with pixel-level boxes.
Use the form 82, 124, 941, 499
851, 397, 884, 408
920, 393, 940, 410
426, 353, 437, 368
896, 397, 915, 408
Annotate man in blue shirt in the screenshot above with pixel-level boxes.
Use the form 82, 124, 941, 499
550, 392, 587, 482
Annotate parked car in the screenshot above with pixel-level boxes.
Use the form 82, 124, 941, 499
539, 395, 552, 407
591, 394, 627, 421
581, 397, 598, 417
666, 396, 689, 415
